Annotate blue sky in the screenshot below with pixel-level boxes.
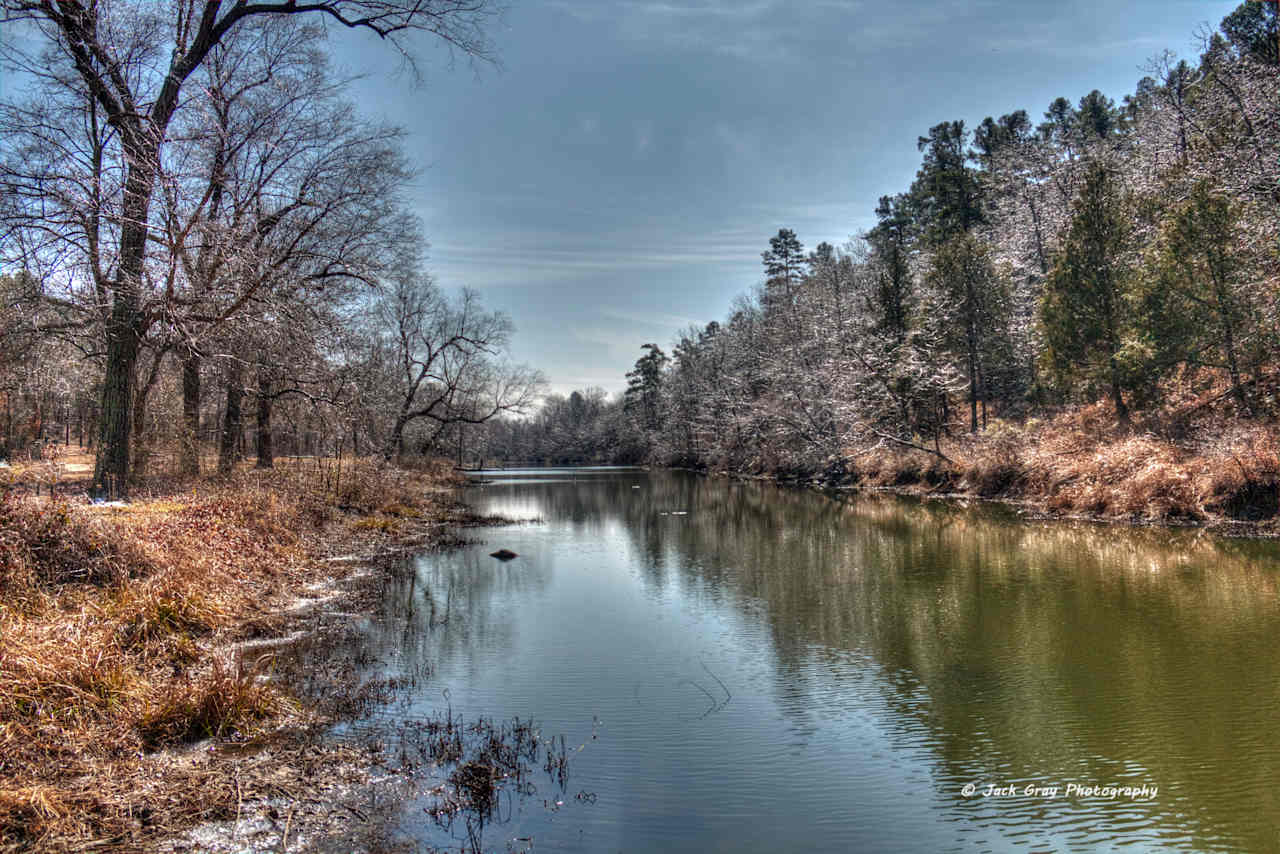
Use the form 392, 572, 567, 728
334, 1, 1238, 396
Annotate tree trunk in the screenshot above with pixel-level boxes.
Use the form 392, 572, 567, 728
218, 362, 244, 475
967, 347, 979, 434
92, 300, 140, 499
976, 358, 988, 431
1223, 316, 1250, 416
385, 412, 410, 461
1108, 357, 1130, 425
181, 350, 201, 475
130, 349, 167, 482
92, 139, 158, 500
255, 365, 274, 469
1214, 282, 1252, 416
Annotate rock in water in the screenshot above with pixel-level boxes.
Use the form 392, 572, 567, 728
490, 549, 518, 561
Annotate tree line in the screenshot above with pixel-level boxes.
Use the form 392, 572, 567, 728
479, 2, 1279, 473
0, 1, 542, 496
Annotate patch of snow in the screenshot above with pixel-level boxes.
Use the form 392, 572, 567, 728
232, 631, 309, 654
284, 592, 342, 613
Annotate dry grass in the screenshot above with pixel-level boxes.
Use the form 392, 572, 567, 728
846, 395, 1280, 527
0, 455, 465, 851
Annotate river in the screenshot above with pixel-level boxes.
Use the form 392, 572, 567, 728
345, 467, 1280, 852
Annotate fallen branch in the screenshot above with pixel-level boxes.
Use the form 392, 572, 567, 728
866, 428, 953, 464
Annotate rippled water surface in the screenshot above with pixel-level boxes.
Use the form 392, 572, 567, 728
355, 468, 1280, 852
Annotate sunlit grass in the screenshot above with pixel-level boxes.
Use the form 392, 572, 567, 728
0, 457, 463, 849
848, 398, 1280, 526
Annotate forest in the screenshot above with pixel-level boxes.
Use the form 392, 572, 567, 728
0, 2, 1277, 518
480, 2, 1280, 520
0, 0, 541, 499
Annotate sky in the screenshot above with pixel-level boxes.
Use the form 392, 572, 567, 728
245, 2, 1264, 397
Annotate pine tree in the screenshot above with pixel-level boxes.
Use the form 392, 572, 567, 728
1146, 182, 1258, 413
625, 343, 668, 434
761, 228, 806, 312
1040, 160, 1142, 422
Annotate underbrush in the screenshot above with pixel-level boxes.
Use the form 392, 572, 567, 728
0, 494, 151, 596
841, 400, 1280, 526
0, 459, 462, 850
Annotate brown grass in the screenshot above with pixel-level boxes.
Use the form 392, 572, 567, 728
0, 454, 465, 851
845, 398, 1280, 527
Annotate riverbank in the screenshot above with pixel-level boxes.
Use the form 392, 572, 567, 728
0, 457, 474, 852
720, 405, 1280, 533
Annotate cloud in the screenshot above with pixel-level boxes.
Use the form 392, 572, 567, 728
422, 220, 769, 290
544, 0, 1008, 64
711, 121, 760, 161
599, 307, 699, 330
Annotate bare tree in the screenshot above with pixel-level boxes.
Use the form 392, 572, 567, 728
375, 274, 543, 460
155, 19, 417, 474
0, 0, 496, 497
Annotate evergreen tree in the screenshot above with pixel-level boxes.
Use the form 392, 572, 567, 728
1076, 89, 1120, 140
913, 121, 984, 243
1040, 160, 1143, 422
1220, 0, 1280, 65
1146, 182, 1258, 413
925, 234, 1012, 432
625, 343, 668, 434
761, 228, 806, 311
866, 195, 916, 343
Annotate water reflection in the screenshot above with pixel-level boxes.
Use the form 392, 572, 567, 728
360, 469, 1280, 852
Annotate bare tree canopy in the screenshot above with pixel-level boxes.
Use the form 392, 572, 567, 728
0, 0, 497, 497
374, 274, 544, 460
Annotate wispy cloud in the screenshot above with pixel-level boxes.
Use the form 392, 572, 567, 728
546, 0, 1012, 63
599, 307, 699, 330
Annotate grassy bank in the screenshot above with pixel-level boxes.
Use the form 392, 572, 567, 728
837, 405, 1280, 528
0, 454, 469, 851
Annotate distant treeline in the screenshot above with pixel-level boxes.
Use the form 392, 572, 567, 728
479, 2, 1279, 474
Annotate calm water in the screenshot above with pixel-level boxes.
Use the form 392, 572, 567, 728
352, 468, 1280, 852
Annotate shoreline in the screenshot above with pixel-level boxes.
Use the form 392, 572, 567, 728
675, 449, 1280, 539
642, 405, 1280, 538
6, 441, 1278, 849
0, 459, 485, 853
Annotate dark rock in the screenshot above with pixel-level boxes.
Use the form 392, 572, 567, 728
490, 549, 518, 561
